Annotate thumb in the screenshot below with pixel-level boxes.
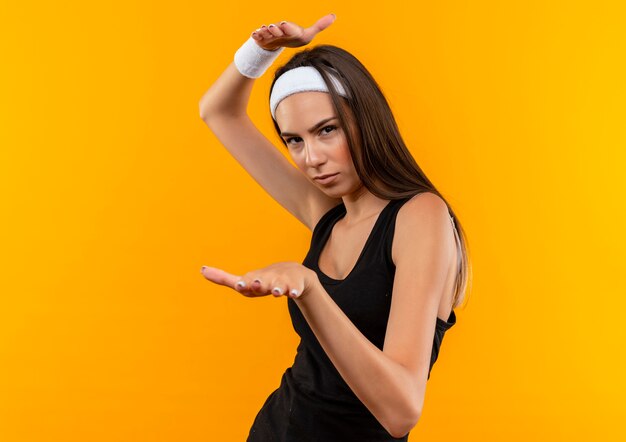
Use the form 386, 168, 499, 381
306, 13, 336, 36
200, 266, 240, 289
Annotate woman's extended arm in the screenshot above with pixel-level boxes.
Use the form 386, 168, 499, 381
293, 194, 455, 438
200, 193, 456, 438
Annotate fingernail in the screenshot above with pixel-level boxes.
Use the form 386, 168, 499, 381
201, 266, 207, 273
236, 281, 246, 288
290, 289, 299, 297
272, 287, 283, 295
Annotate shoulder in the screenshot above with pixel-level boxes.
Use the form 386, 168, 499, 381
392, 192, 452, 264
397, 191, 449, 225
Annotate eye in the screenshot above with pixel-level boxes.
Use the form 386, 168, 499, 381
321, 125, 336, 135
285, 136, 302, 146
285, 125, 337, 146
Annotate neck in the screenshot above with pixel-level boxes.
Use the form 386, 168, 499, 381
341, 186, 389, 226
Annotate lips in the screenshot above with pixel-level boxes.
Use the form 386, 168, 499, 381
313, 173, 339, 185
314, 173, 339, 180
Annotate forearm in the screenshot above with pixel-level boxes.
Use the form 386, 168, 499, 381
294, 281, 420, 437
199, 61, 255, 119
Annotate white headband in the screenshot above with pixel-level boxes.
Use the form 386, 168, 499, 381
270, 66, 349, 120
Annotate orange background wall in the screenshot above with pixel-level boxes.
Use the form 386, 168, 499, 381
1, 1, 624, 440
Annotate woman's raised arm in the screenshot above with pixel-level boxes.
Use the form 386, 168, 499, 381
197, 16, 340, 230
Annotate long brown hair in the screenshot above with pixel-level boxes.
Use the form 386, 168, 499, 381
269, 44, 472, 310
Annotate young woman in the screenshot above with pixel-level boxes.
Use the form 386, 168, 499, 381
199, 14, 471, 441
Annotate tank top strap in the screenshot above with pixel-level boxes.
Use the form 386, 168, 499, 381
377, 194, 428, 267
309, 202, 346, 251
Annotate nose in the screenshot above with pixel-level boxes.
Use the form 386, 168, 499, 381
304, 142, 326, 168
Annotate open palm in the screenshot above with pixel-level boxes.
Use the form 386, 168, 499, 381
251, 13, 337, 51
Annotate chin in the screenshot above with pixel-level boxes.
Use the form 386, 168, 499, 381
325, 189, 346, 199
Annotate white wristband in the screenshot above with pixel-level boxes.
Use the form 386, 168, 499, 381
234, 36, 285, 79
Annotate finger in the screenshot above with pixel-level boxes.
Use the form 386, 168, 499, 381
277, 20, 296, 36
289, 287, 302, 299
251, 26, 266, 40
267, 23, 284, 37
270, 278, 287, 298
271, 278, 302, 299
257, 25, 274, 40
233, 274, 264, 296
250, 278, 269, 296
310, 13, 336, 34
200, 266, 241, 288
289, 278, 305, 299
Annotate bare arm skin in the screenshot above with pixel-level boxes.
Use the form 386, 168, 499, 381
198, 16, 340, 230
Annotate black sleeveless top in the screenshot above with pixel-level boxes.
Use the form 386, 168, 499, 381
247, 195, 456, 441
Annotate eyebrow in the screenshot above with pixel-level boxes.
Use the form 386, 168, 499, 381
280, 117, 337, 138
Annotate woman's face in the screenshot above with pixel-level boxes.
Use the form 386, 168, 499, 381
275, 91, 363, 198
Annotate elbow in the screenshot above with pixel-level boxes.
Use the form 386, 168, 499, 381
199, 107, 219, 127
388, 371, 425, 437
199, 99, 247, 121
387, 375, 424, 438
199, 97, 218, 122
388, 405, 421, 439
389, 416, 420, 439
199, 101, 211, 122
